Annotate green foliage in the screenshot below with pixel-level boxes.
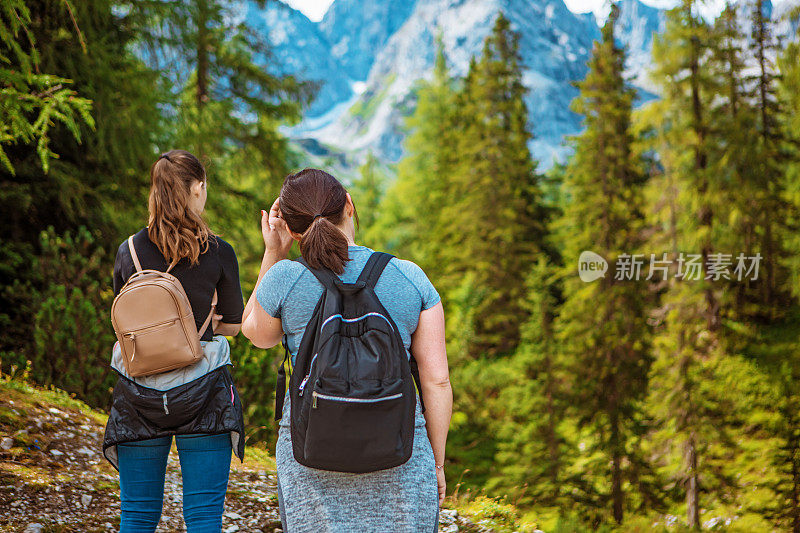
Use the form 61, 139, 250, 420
0, 0, 94, 174
0, 0, 165, 383
229, 337, 280, 447
375, 34, 459, 275
458, 495, 526, 532
549, 6, 656, 524
441, 14, 547, 358
350, 152, 386, 250
779, 25, 800, 302
489, 258, 567, 509
0, 0, 311, 436
4, 1, 800, 531
31, 227, 115, 407
640, 2, 736, 528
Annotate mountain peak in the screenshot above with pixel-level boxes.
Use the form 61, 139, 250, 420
319, 0, 419, 81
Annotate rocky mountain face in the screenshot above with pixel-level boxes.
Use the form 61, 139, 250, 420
616, 0, 665, 93
254, 0, 796, 169
238, 1, 353, 117
318, 0, 420, 82
308, 0, 605, 165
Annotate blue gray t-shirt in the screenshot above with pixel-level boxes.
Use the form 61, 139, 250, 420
256, 244, 441, 366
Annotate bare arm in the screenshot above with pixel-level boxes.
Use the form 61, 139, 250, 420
214, 321, 241, 337
241, 199, 294, 349
241, 249, 285, 348
411, 301, 451, 506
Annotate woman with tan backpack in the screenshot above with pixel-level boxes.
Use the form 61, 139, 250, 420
102, 149, 246, 532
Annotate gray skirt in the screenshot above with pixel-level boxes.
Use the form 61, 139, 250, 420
275, 392, 439, 532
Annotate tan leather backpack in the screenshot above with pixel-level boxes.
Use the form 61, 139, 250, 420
111, 236, 217, 377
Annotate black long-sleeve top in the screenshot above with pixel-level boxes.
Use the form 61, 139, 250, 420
113, 227, 245, 341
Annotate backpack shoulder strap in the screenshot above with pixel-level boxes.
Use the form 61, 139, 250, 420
356, 252, 394, 289
356, 251, 426, 412
128, 234, 217, 339
274, 333, 290, 421
197, 289, 218, 340
127, 236, 143, 272
296, 256, 340, 293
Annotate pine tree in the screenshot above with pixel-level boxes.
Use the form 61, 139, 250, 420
178, 0, 315, 265
441, 13, 546, 358
708, 3, 761, 318
553, 5, 652, 523
640, 1, 735, 527
0, 0, 165, 371
376, 34, 460, 276
769, 359, 800, 531
135, 0, 314, 157
744, 0, 790, 313
489, 257, 567, 509
0, 0, 93, 175
774, 18, 800, 532
351, 152, 385, 249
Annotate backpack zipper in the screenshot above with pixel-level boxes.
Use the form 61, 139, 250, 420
311, 391, 402, 409
123, 319, 179, 363
124, 318, 178, 337
298, 353, 318, 396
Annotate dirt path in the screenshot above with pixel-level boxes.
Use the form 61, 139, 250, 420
0, 380, 482, 533
0, 384, 284, 532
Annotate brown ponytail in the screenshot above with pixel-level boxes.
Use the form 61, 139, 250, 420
279, 168, 360, 274
147, 149, 213, 269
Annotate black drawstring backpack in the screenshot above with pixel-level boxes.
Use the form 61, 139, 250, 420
274, 251, 425, 473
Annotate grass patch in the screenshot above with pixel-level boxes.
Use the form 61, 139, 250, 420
445, 490, 540, 532
0, 462, 53, 489
234, 441, 276, 473
0, 374, 107, 427
92, 479, 119, 493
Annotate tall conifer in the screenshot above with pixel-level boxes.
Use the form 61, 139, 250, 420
441, 13, 546, 358
489, 257, 567, 509
553, 5, 651, 523
384, 35, 460, 276
643, 2, 730, 527
745, 0, 789, 312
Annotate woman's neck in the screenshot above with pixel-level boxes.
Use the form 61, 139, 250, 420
339, 228, 356, 247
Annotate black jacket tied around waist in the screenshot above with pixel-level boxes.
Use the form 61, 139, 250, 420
102, 364, 245, 470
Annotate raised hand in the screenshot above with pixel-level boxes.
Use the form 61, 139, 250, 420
261, 197, 294, 257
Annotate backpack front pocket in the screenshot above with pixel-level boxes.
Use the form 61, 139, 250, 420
301, 383, 412, 472
122, 319, 197, 375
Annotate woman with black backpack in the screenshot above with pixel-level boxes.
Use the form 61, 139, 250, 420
241, 168, 453, 532
103, 149, 246, 532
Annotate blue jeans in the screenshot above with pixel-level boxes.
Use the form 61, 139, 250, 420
117, 433, 232, 532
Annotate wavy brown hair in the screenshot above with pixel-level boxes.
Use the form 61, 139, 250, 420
279, 168, 360, 274
147, 149, 213, 269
